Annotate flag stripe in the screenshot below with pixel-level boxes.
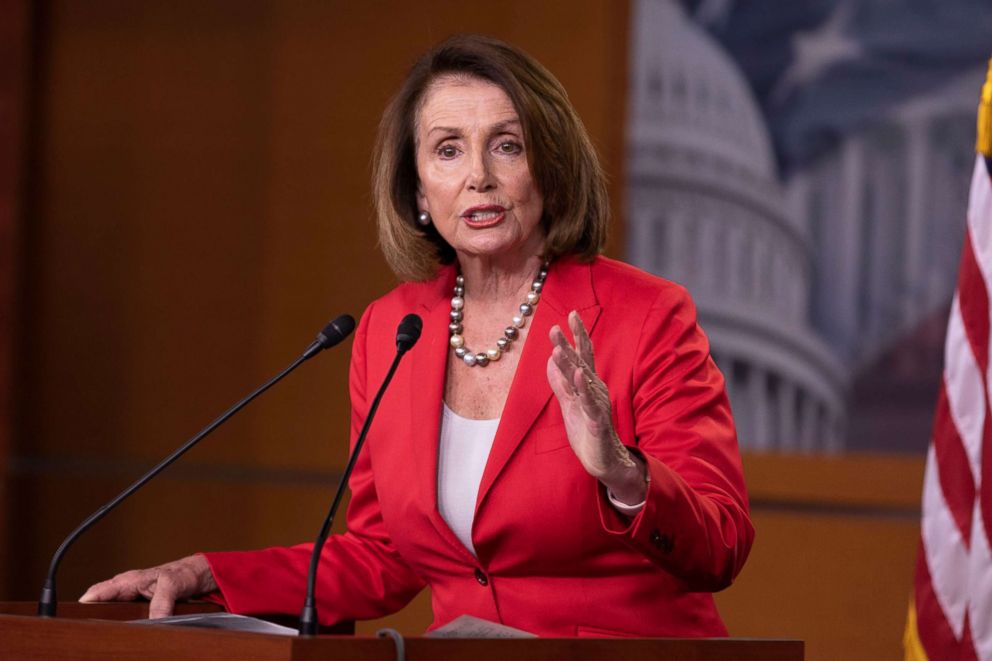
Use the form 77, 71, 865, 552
944, 292, 985, 489
982, 401, 992, 557
933, 382, 976, 545
962, 619, 981, 661
966, 498, 992, 659
969, 156, 992, 280
922, 445, 971, 637
915, 537, 966, 658
956, 230, 990, 387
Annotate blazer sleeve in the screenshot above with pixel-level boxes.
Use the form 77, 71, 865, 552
596, 285, 754, 591
202, 302, 427, 624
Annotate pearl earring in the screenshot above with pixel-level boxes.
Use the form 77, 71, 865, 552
417, 211, 431, 226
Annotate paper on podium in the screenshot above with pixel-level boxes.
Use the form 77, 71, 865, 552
132, 612, 535, 639
130, 612, 297, 636
426, 615, 536, 638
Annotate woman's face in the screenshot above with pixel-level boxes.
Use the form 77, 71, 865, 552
415, 75, 545, 264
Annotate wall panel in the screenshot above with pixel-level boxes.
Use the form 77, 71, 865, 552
0, 0, 32, 599
716, 453, 924, 661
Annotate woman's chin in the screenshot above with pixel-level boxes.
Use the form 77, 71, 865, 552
459, 239, 547, 263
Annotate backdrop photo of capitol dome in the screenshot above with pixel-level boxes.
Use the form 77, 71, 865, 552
626, 0, 992, 454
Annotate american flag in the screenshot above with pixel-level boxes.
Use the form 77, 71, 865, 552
905, 60, 992, 661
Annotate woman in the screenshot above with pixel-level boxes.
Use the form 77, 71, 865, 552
81, 34, 753, 637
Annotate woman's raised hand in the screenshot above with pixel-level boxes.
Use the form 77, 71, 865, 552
79, 554, 217, 618
547, 311, 647, 506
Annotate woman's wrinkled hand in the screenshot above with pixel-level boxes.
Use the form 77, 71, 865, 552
79, 554, 217, 619
547, 310, 647, 505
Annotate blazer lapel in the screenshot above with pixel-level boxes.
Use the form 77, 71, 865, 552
409, 268, 452, 521
475, 257, 601, 516
409, 265, 480, 560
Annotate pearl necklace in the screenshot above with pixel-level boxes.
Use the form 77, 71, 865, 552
449, 263, 549, 367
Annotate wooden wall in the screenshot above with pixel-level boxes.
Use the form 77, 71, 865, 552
0, 0, 31, 601
5, 0, 628, 608
719, 453, 923, 661
2, 2, 927, 660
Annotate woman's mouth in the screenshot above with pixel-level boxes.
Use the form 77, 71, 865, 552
462, 206, 506, 228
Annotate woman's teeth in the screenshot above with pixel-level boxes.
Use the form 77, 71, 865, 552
469, 211, 500, 221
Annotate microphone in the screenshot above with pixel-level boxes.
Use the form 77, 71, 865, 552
38, 314, 356, 618
304, 315, 358, 360
395, 313, 423, 354
298, 313, 423, 636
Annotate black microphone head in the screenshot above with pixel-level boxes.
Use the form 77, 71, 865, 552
317, 314, 356, 350
396, 313, 423, 354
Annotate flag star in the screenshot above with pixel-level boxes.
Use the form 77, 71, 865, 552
772, 0, 864, 104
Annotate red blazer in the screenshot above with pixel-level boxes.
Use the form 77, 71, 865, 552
203, 256, 753, 637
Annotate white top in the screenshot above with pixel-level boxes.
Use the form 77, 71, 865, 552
437, 403, 500, 557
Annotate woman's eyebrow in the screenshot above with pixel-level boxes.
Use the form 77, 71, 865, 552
490, 119, 521, 133
427, 126, 462, 137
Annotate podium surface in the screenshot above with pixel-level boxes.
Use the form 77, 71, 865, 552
0, 602, 803, 660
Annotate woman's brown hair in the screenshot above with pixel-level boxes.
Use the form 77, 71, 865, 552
372, 34, 609, 281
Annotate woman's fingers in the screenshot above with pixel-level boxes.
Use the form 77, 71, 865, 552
549, 323, 594, 383
550, 318, 613, 432
80, 569, 152, 603
568, 311, 596, 372
550, 346, 579, 396
551, 316, 603, 394
573, 363, 612, 428
78, 555, 216, 619
147, 573, 180, 619
547, 354, 574, 400
548, 324, 577, 362
547, 312, 629, 481
549, 328, 581, 390
549, 314, 610, 428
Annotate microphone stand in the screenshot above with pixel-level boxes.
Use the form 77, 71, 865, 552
298, 314, 420, 635
38, 316, 354, 617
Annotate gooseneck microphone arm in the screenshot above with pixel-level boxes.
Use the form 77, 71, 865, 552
38, 314, 356, 618
299, 313, 422, 636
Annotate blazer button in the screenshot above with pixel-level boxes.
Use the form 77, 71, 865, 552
650, 529, 674, 554
474, 568, 489, 586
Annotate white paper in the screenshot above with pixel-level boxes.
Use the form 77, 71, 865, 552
427, 614, 536, 639
130, 612, 298, 636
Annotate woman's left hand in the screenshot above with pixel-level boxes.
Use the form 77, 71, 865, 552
547, 311, 647, 506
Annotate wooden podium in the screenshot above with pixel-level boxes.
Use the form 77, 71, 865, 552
0, 602, 803, 660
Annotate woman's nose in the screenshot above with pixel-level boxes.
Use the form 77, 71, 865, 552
467, 151, 496, 192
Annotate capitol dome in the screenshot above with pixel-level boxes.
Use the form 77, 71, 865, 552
625, 0, 847, 452
629, 0, 777, 182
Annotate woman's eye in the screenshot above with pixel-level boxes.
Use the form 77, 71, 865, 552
438, 144, 459, 158
497, 141, 522, 154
